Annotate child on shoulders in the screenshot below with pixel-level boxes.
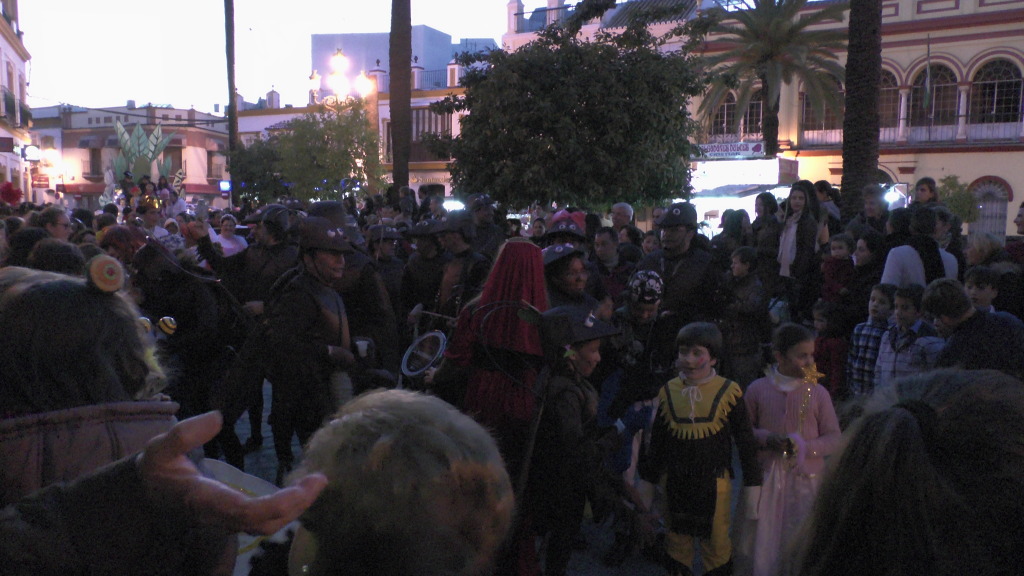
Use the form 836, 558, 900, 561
820, 233, 856, 303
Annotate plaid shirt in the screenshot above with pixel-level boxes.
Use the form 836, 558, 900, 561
846, 317, 890, 396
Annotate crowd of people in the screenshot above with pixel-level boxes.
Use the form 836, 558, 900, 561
1, 175, 1023, 576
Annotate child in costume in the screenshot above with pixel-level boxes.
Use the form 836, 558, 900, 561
527, 306, 643, 576
738, 323, 842, 576
640, 322, 762, 576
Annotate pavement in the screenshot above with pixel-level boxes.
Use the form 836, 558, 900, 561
227, 381, 670, 575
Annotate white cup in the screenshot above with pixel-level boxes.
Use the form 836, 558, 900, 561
356, 340, 369, 358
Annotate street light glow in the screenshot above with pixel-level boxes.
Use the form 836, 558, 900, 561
330, 48, 350, 74
354, 71, 374, 98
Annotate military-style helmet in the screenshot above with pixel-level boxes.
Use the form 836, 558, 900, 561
244, 204, 291, 233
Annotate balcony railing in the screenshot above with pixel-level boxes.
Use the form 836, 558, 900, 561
419, 69, 447, 90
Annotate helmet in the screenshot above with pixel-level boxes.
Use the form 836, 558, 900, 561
627, 270, 664, 304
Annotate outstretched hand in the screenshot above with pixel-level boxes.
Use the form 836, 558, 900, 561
138, 411, 328, 535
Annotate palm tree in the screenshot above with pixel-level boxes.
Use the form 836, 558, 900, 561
389, 0, 412, 191
225, 0, 239, 206
698, 0, 848, 157
840, 0, 882, 221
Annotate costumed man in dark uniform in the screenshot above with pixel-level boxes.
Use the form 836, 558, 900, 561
546, 217, 612, 319
636, 202, 721, 386
308, 201, 402, 385
468, 193, 503, 261
399, 219, 452, 339
435, 209, 491, 321
366, 224, 405, 324
261, 216, 356, 485
191, 204, 300, 466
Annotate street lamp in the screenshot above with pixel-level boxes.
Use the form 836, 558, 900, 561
310, 49, 376, 105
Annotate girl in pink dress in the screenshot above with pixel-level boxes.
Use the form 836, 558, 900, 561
737, 323, 842, 576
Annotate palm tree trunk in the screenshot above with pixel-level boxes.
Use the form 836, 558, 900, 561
389, 0, 412, 190
224, 0, 238, 209
840, 0, 883, 222
762, 75, 781, 157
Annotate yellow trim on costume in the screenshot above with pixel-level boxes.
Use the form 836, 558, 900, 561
658, 377, 742, 440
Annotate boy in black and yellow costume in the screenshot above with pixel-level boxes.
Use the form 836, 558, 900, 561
641, 322, 762, 576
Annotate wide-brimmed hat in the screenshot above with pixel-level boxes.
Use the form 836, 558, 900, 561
542, 243, 584, 268
299, 216, 353, 254
367, 224, 403, 243
406, 219, 445, 237
541, 306, 620, 355
438, 210, 475, 238
544, 219, 587, 241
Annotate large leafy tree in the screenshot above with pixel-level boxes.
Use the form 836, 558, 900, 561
227, 138, 288, 205
425, 1, 712, 208
273, 99, 384, 202
698, 0, 848, 157
840, 0, 882, 221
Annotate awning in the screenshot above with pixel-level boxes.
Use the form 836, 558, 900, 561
59, 183, 107, 195
181, 183, 221, 195
692, 184, 788, 198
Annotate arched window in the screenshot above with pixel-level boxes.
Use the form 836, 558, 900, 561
879, 70, 900, 128
910, 64, 958, 126
801, 77, 844, 134
710, 93, 737, 138
742, 89, 764, 137
969, 177, 1010, 238
970, 59, 1023, 124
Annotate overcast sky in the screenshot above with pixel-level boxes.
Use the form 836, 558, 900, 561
20, 1, 551, 112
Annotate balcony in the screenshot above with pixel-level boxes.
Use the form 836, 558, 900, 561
3, 89, 14, 125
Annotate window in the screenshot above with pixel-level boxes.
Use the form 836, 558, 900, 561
710, 93, 737, 137
801, 78, 844, 131
910, 65, 958, 126
165, 148, 183, 175
87, 148, 102, 175
742, 90, 764, 136
879, 70, 900, 128
969, 177, 1010, 238
104, 116, 113, 124
970, 59, 1023, 124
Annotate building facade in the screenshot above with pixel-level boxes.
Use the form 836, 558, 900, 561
504, 0, 1024, 237
0, 0, 31, 198
29, 103, 228, 209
